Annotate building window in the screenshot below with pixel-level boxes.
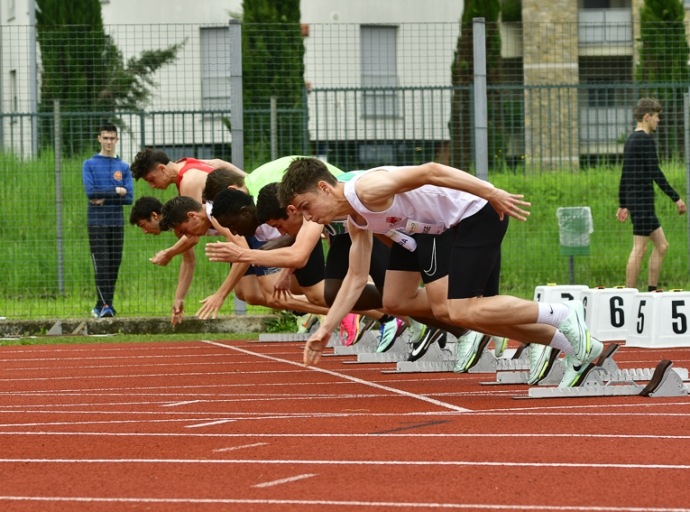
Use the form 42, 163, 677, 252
7, 0, 15, 21
361, 25, 398, 118
200, 27, 232, 112
9, 70, 17, 113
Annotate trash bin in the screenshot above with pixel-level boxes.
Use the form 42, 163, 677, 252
557, 206, 593, 257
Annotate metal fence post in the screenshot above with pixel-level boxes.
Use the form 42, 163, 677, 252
473, 17, 488, 181
229, 18, 246, 315
29, 0, 39, 156
54, 100, 64, 295
270, 96, 277, 160
683, 89, 690, 272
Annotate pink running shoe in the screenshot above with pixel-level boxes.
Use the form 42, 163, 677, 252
339, 313, 362, 346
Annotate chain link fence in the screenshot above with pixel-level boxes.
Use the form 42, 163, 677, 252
1, 19, 690, 319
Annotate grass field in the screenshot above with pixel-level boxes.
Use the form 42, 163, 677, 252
1, 150, 689, 319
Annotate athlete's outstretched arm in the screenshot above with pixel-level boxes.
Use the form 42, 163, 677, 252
303, 221, 372, 366
355, 163, 531, 222
205, 220, 323, 269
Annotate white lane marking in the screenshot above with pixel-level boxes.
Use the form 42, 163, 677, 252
213, 443, 268, 452
1, 458, 689, 470
0, 353, 236, 363
2, 431, 690, 440
0, 496, 684, 511
162, 400, 203, 408
2, 361, 276, 372
0, 369, 313, 383
252, 473, 317, 488
201, 340, 471, 413
185, 419, 236, 428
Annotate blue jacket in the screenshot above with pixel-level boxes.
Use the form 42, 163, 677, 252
82, 154, 134, 226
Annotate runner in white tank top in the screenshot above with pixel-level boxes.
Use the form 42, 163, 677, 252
280, 158, 604, 388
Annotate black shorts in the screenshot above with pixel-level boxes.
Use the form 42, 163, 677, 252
630, 212, 661, 237
245, 236, 281, 277
325, 233, 389, 290
448, 202, 508, 300
293, 240, 326, 288
387, 230, 453, 284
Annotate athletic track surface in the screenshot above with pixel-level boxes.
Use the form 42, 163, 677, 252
0, 338, 689, 511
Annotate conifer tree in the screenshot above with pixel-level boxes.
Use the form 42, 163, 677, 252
36, 0, 183, 154
636, 0, 690, 155
449, 0, 503, 171
241, 0, 306, 157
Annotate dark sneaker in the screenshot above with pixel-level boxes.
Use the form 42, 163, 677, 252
408, 327, 442, 361
99, 305, 115, 318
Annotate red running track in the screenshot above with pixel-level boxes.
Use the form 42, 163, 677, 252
0, 338, 689, 511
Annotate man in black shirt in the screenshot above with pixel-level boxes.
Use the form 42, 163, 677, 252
617, 98, 686, 291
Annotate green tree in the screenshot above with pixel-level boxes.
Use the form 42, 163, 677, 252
636, 0, 690, 156
36, 0, 184, 155
449, 0, 503, 171
241, 0, 306, 162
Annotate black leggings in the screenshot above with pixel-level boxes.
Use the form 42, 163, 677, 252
88, 225, 124, 309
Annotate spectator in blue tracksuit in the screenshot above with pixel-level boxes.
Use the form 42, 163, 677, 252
82, 123, 134, 318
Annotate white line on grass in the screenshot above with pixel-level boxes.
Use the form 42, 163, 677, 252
252, 473, 317, 488
1, 458, 690, 470
200, 340, 471, 413
0, 496, 682, 511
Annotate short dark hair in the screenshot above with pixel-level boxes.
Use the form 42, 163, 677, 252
159, 196, 203, 232
129, 196, 163, 225
202, 168, 246, 202
99, 123, 118, 135
131, 148, 170, 180
257, 183, 288, 224
211, 188, 255, 219
634, 98, 662, 122
278, 157, 336, 207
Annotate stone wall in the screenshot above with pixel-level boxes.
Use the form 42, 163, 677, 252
522, 0, 580, 171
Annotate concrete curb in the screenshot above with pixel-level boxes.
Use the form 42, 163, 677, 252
0, 315, 277, 337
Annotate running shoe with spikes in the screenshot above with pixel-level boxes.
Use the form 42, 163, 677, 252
559, 337, 604, 387
493, 336, 508, 358
296, 313, 319, 334
557, 300, 590, 362
339, 313, 362, 346
527, 343, 560, 385
377, 318, 406, 353
453, 331, 492, 373
408, 327, 443, 361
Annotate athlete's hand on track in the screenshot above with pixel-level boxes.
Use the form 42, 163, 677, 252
304, 327, 331, 366
150, 249, 173, 267
171, 299, 185, 325
196, 292, 226, 320
205, 241, 243, 263
487, 188, 531, 222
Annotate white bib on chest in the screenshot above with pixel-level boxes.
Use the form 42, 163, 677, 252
343, 166, 487, 235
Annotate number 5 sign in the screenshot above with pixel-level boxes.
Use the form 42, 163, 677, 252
627, 291, 690, 348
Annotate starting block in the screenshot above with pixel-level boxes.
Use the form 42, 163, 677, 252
344, 330, 414, 364
481, 344, 565, 386
626, 290, 690, 348
525, 344, 689, 399
533, 284, 589, 303
382, 332, 458, 373
256, 332, 339, 348
582, 287, 638, 341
